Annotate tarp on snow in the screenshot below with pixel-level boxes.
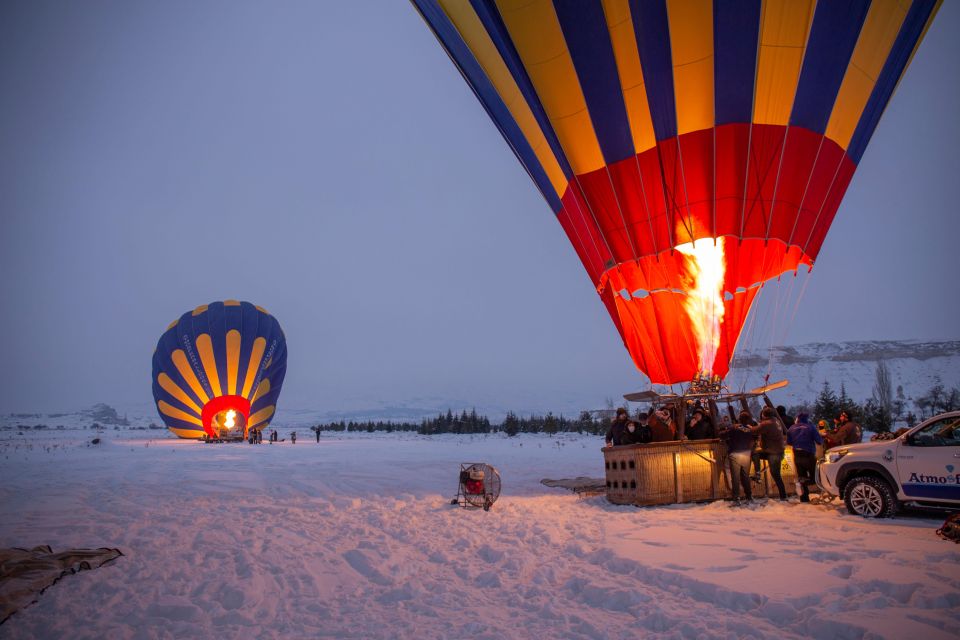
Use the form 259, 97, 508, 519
1, 545, 123, 624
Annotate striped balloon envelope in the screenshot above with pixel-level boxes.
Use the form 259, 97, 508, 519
413, 0, 940, 384
152, 301, 287, 439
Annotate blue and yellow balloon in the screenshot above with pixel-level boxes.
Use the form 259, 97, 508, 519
152, 301, 287, 440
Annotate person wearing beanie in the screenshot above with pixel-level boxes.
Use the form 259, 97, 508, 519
787, 412, 823, 502
605, 408, 630, 447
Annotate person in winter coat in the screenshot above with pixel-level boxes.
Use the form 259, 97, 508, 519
787, 412, 823, 502
826, 410, 862, 449
686, 408, 716, 440
749, 407, 788, 500
620, 418, 643, 445
648, 408, 675, 442
605, 408, 630, 447
290, 431, 297, 444
721, 412, 756, 503
776, 405, 794, 432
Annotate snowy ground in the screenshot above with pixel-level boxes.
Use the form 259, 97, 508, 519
1, 427, 958, 639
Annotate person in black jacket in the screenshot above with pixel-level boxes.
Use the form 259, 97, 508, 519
605, 408, 630, 447
620, 418, 641, 445
749, 407, 788, 500
686, 408, 716, 440
721, 411, 756, 503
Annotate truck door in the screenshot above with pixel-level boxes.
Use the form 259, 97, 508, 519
896, 415, 960, 503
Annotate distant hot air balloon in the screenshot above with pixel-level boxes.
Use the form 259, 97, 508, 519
413, 0, 940, 384
152, 301, 287, 439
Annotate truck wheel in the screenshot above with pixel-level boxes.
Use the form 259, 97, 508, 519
843, 476, 898, 518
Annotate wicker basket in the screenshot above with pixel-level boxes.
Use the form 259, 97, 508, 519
603, 441, 797, 505
603, 441, 724, 505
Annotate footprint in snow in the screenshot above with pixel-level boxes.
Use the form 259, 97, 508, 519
342, 549, 393, 586
705, 564, 747, 573
828, 564, 855, 579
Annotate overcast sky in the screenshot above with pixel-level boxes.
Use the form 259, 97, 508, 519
1, 1, 957, 415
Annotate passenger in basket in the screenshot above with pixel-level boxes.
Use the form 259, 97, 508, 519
749, 407, 788, 500
647, 408, 674, 442
787, 412, 823, 502
620, 413, 644, 445
605, 408, 630, 447
721, 412, 755, 503
686, 408, 716, 441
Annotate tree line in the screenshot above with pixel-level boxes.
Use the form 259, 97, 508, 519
309, 365, 957, 436
311, 408, 609, 436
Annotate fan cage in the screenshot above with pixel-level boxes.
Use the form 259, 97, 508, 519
455, 462, 501, 510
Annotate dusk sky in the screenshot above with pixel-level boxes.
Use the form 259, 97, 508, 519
1, 1, 957, 415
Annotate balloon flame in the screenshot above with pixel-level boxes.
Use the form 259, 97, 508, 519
675, 238, 726, 376
224, 409, 236, 430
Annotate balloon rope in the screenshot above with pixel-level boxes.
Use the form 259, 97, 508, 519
603, 166, 640, 261
566, 180, 609, 279
799, 154, 845, 257
631, 153, 660, 256
783, 267, 814, 347
625, 153, 673, 384
673, 133, 697, 243
611, 160, 672, 384
785, 136, 827, 248
763, 125, 792, 243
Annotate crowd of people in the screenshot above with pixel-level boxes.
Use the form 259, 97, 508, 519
246, 428, 288, 444
605, 403, 864, 504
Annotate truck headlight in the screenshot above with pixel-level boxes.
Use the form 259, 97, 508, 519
827, 449, 849, 464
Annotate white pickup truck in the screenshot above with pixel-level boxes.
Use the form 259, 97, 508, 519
816, 411, 960, 517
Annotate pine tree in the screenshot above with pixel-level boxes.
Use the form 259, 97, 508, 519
893, 385, 906, 423
813, 381, 839, 424
543, 412, 558, 435
503, 412, 520, 437
870, 361, 893, 432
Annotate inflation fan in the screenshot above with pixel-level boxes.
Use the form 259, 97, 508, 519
451, 462, 501, 511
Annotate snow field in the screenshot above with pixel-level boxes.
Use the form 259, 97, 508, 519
0, 430, 958, 639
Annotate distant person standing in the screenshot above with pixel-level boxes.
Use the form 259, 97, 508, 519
290, 431, 297, 444
315, 426, 321, 443
787, 412, 823, 502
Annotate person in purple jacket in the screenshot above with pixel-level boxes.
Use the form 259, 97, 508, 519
787, 412, 823, 502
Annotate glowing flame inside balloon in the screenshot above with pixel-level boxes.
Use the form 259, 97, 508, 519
224, 409, 236, 430
675, 238, 726, 376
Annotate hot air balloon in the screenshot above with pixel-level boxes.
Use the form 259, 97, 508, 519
152, 301, 287, 440
413, 0, 940, 385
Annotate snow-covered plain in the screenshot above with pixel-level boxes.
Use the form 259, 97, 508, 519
1, 426, 958, 640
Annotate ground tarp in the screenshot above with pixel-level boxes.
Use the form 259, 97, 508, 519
1, 545, 122, 624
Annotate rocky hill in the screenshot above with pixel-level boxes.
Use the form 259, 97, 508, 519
726, 340, 960, 408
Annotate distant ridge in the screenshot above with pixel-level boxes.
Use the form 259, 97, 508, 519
726, 339, 960, 407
